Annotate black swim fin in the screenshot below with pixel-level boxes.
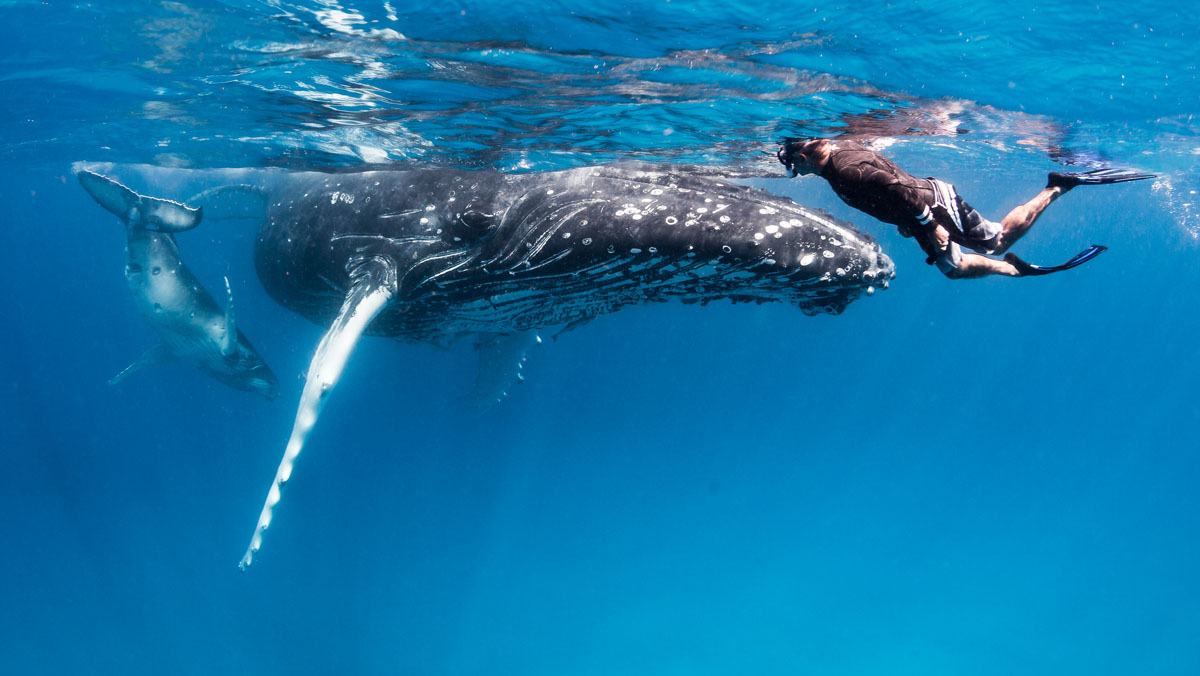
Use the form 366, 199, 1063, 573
1004, 245, 1107, 276
1047, 168, 1155, 189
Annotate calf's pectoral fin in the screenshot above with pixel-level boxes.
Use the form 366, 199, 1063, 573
238, 255, 398, 571
108, 344, 172, 386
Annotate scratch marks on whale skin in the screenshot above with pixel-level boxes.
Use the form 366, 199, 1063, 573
330, 233, 442, 246
503, 201, 596, 273
477, 183, 605, 264
518, 246, 575, 274
400, 246, 474, 292
377, 209, 422, 219
407, 256, 474, 293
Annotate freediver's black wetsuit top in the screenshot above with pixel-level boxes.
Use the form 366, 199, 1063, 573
820, 141, 940, 253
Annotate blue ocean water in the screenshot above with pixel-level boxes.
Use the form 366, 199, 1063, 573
2, 1, 1199, 674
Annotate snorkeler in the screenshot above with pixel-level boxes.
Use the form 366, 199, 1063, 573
777, 138, 1154, 278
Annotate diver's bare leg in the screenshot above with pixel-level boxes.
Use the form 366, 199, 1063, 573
991, 186, 1069, 254
948, 253, 1020, 279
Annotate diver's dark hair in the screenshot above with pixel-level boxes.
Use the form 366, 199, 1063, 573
778, 137, 827, 173
781, 137, 825, 154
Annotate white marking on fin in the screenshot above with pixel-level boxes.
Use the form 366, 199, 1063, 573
239, 255, 398, 571
221, 276, 237, 357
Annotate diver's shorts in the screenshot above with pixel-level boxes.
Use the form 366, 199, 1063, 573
928, 179, 1002, 273
935, 242, 964, 274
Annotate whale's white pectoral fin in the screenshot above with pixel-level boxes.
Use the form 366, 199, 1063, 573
462, 330, 542, 406
239, 255, 398, 571
76, 169, 202, 233
221, 276, 237, 357
108, 344, 171, 386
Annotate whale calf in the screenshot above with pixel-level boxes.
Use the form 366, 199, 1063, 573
78, 170, 279, 400
234, 163, 894, 568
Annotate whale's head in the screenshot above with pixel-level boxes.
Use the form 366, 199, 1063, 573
466, 165, 896, 319
215, 344, 280, 401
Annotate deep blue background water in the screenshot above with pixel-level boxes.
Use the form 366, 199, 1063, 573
2, 2, 1199, 674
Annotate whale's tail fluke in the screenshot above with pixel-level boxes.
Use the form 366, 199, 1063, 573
77, 169, 202, 232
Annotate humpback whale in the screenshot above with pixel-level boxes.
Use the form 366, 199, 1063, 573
235, 163, 894, 568
78, 170, 279, 400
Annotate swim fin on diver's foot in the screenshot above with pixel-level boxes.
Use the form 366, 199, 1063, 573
1047, 168, 1155, 189
1004, 245, 1108, 277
